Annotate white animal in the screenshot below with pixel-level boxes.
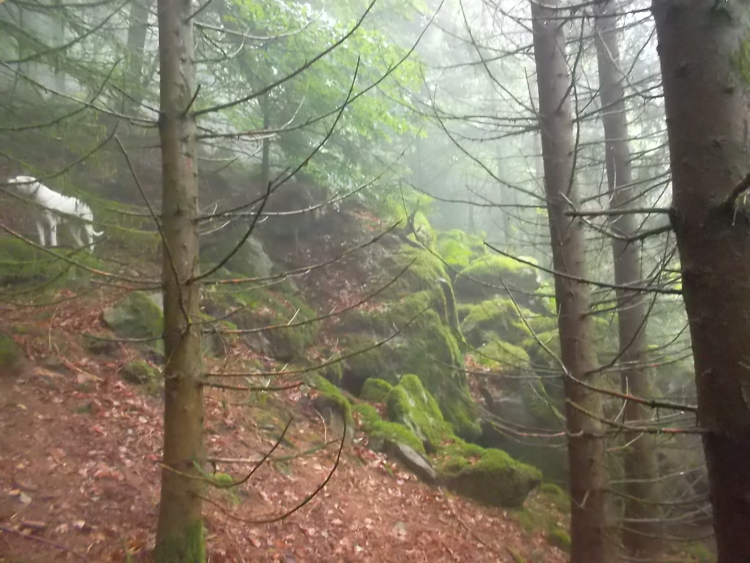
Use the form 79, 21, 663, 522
5, 175, 103, 251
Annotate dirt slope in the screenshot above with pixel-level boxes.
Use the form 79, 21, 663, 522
0, 294, 567, 563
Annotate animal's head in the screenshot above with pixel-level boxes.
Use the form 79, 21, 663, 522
6, 176, 39, 197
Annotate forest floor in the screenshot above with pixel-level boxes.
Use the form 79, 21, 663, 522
0, 290, 568, 563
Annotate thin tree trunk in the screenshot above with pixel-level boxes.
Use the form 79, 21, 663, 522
594, 2, 661, 556
653, 0, 750, 560
530, 2, 613, 561
153, 0, 205, 557
123, 0, 154, 115
261, 92, 271, 187
53, 0, 65, 93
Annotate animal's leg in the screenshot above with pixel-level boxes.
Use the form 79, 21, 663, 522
45, 212, 58, 247
68, 221, 84, 248
85, 226, 96, 252
35, 220, 46, 246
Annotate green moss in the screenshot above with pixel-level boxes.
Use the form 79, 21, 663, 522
360, 378, 393, 402
457, 303, 472, 322
340, 308, 480, 440
120, 360, 159, 387
312, 374, 352, 425
432, 438, 484, 474
455, 255, 540, 303
320, 360, 344, 386
547, 528, 571, 552
353, 402, 426, 454
461, 299, 535, 347
506, 547, 529, 563
152, 518, 205, 563
514, 509, 536, 534
0, 332, 21, 369
340, 334, 397, 392
337, 246, 478, 440
227, 286, 318, 362
539, 482, 570, 513
439, 447, 543, 508
476, 339, 531, 370
386, 374, 453, 452
0, 237, 105, 288
389, 245, 449, 308
521, 381, 563, 428
680, 542, 716, 563
103, 291, 164, 340
520, 329, 561, 369
436, 229, 486, 271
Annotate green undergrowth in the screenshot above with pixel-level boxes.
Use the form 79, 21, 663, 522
0, 237, 106, 289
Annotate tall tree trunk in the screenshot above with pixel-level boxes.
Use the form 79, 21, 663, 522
123, 0, 154, 115
653, 0, 750, 560
530, 2, 613, 561
154, 0, 205, 557
260, 92, 271, 187
53, 0, 65, 93
594, 2, 661, 556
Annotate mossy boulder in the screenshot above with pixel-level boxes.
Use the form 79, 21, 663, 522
0, 332, 22, 370
103, 291, 164, 340
120, 360, 159, 386
360, 378, 393, 403
386, 374, 453, 452
200, 235, 274, 280
339, 310, 480, 440
438, 447, 542, 508
353, 402, 426, 454
436, 230, 486, 273
336, 245, 478, 440
312, 375, 354, 443
460, 299, 535, 348
454, 255, 542, 309
475, 339, 531, 372
229, 287, 317, 362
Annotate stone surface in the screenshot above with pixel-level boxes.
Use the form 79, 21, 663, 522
388, 442, 438, 485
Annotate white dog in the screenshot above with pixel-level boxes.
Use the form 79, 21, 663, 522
5, 175, 103, 251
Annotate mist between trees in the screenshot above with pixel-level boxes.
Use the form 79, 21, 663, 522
0, 0, 743, 561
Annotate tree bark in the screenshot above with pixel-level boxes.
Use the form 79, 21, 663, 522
594, 2, 661, 556
653, 0, 750, 560
154, 0, 205, 557
530, 1, 613, 561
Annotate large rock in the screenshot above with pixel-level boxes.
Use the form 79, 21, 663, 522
454, 255, 543, 312
201, 233, 274, 280
103, 291, 164, 340
230, 288, 317, 362
387, 442, 438, 485
360, 378, 393, 403
386, 374, 453, 453
338, 287, 480, 440
441, 448, 542, 508
460, 299, 534, 348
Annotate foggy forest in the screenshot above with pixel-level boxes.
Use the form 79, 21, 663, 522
0, 0, 745, 561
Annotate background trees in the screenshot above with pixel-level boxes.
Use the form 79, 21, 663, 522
0, 0, 731, 560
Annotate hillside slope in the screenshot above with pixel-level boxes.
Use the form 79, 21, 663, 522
0, 293, 567, 563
